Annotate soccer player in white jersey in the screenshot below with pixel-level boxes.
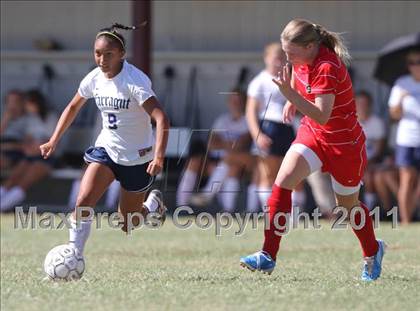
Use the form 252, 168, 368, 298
40, 23, 169, 255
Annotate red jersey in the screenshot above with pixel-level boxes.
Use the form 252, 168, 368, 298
293, 45, 364, 146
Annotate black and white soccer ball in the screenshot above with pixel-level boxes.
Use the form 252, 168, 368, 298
44, 244, 85, 281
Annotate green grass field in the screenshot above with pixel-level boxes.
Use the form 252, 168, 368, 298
1, 213, 420, 311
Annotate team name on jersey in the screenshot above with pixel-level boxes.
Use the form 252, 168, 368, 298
94, 96, 130, 110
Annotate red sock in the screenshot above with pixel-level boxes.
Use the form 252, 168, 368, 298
262, 185, 292, 261
352, 202, 379, 257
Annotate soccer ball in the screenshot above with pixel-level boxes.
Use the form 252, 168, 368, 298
44, 244, 85, 281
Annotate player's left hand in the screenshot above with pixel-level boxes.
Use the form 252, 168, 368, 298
147, 157, 164, 176
272, 63, 293, 97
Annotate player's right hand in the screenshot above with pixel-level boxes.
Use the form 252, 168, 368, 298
255, 133, 272, 152
282, 101, 296, 124
39, 141, 56, 159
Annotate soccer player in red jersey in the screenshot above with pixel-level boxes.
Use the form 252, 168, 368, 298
240, 19, 386, 281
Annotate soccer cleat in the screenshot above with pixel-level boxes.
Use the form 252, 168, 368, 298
145, 189, 167, 227
361, 239, 387, 281
240, 251, 276, 275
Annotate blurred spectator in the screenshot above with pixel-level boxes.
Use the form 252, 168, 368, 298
372, 154, 399, 214
210, 150, 259, 213
246, 42, 306, 213
0, 89, 58, 212
356, 90, 386, 210
0, 89, 27, 170
388, 47, 420, 224
177, 88, 251, 211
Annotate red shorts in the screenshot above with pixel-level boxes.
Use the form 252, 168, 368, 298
292, 123, 367, 188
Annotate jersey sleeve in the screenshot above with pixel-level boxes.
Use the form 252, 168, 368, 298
132, 85, 156, 106
310, 63, 338, 95
78, 73, 95, 99
388, 80, 404, 107
130, 72, 156, 106
247, 78, 263, 103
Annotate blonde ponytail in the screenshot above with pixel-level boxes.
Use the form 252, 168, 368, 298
313, 24, 351, 66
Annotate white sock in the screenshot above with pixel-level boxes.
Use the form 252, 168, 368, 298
257, 187, 271, 211
246, 183, 260, 213
364, 192, 376, 211
68, 179, 81, 209
69, 216, 92, 255
105, 180, 120, 210
176, 169, 197, 206
201, 162, 229, 196
218, 177, 240, 212
0, 186, 25, 212
144, 192, 159, 212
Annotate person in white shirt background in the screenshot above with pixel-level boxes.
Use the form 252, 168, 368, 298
246, 42, 306, 215
388, 47, 420, 224
38, 23, 169, 256
355, 90, 386, 211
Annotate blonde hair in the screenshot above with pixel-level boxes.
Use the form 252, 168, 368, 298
281, 19, 351, 66
264, 42, 283, 57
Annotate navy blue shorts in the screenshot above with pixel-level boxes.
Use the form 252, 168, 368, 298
395, 145, 420, 169
252, 120, 295, 157
84, 146, 155, 192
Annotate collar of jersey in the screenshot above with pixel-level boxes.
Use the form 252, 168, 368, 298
101, 60, 127, 81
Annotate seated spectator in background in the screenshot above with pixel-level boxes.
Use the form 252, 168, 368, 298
356, 90, 386, 210
0, 89, 58, 212
0, 89, 27, 170
372, 150, 399, 214
207, 150, 260, 213
176, 88, 251, 211
388, 48, 420, 224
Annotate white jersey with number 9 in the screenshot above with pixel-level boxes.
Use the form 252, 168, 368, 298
78, 60, 155, 165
